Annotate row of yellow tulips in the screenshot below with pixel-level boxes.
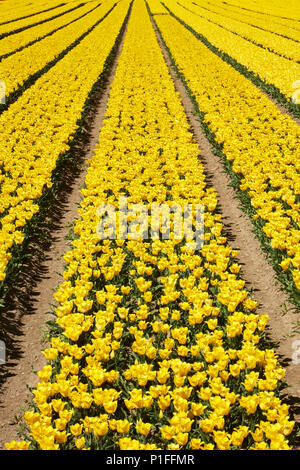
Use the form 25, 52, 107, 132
182, 0, 300, 62
0, 0, 63, 24
163, 0, 300, 102
0, 1, 77, 37
217, 0, 300, 23
151, 1, 300, 298
0, 0, 130, 284
0, 1, 94, 59
1, 1, 115, 98
191, 0, 300, 42
7, 0, 294, 450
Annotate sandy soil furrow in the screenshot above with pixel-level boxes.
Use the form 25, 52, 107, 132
0, 11, 132, 449
149, 11, 300, 424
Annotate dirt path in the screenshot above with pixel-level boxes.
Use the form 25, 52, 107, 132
0, 13, 131, 449
0, 2, 299, 451
149, 12, 300, 424
160, 5, 300, 127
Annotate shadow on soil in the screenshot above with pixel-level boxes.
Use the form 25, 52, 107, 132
0, 3, 133, 397
0, 65, 115, 397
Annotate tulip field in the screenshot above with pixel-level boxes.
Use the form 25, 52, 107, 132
0, 0, 300, 451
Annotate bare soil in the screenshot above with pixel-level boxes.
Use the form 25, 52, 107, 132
150, 14, 300, 425
0, 14, 131, 449
0, 5, 299, 451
